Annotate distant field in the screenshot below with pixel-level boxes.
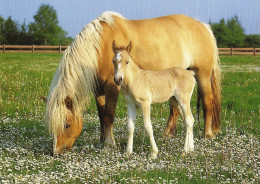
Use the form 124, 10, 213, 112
0, 53, 259, 183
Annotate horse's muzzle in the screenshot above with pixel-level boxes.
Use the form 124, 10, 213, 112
114, 77, 123, 86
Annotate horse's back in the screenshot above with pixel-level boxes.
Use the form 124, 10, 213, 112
100, 14, 215, 71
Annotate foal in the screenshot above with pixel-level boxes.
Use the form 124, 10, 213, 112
112, 41, 196, 158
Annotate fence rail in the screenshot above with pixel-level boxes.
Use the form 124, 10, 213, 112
0, 45, 260, 55
0, 45, 68, 53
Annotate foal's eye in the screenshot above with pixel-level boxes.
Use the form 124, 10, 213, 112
126, 61, 129, 64
65, 124, 71, 129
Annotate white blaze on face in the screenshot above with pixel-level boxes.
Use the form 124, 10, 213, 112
118, 63, 121, 70
116, 52, 121, 62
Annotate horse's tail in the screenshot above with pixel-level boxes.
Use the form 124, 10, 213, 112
202, 23, 222, 133
211, 52, 221, 133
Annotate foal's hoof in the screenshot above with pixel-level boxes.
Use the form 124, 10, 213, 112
124, 151, 133, 157
181, 150, 193, 157
150, 153, 158, 160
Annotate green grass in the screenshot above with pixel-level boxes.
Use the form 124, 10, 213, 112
0, 53, 259, 183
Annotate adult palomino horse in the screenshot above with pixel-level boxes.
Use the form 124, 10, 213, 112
45, 11, 221, 154
112, 41, 196, 158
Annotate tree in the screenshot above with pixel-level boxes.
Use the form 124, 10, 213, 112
0, 16, 5, 44
3, 17, 20, 44
226, 15, 245, 47
210, 15, 246, 47
210, 19, 231, 47
29, 4, 68, 45
245, 35, 260, 47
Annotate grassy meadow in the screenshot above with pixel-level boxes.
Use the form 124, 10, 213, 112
0, 53, 259, 183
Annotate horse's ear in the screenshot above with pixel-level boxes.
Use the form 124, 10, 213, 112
112, 40, 116, 53
65, 96, 73, 112
126, 41, 132, 54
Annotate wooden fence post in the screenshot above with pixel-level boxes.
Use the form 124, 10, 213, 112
3, 44, 5, 52
32, 45, 34, 53
59, 45, 61, 53
253, 48, 256, 56
231, 47, 233, 55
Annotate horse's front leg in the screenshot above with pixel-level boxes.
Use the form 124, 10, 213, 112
95, 94, 106, 145
126, 103, 137, 155
141, 102, 158, 159
102, 82, 120, 152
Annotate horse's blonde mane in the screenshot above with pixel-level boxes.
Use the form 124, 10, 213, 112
45, 11, 124, 136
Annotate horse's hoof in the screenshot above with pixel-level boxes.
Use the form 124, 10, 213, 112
213, 127, 221, 135
205, 131, 215, 139
164, 132, 173, 139
104, 142, 117, 153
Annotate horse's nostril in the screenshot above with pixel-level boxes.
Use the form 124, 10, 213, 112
119, 77, 122, 83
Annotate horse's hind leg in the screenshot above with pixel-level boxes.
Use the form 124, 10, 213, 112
197, 75, 214, 139
164, 98, 183, 138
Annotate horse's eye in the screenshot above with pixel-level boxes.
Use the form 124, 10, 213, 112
65, 124, 71, 129
126, 61, 129, 64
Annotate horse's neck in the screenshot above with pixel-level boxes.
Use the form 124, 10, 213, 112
123, 58, 144, 88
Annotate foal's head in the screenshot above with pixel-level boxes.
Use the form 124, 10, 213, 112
112, 40, 132, 86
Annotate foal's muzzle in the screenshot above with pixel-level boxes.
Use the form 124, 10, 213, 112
114, 77, 123, 86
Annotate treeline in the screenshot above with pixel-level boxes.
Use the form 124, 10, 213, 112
210, 15, 260, 48
0, 4, 259, 47
0, 4, 73, 46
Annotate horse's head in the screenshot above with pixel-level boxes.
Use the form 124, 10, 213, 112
43, 96, 83, 155
112, 40, 132, 86
53, 96, 83, 155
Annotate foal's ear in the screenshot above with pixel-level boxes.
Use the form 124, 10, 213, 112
112, 40, 116, 54
65, 96, 73, 112
126, 41, 132, 54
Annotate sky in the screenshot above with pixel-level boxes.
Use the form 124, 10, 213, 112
0, 0, 259, 37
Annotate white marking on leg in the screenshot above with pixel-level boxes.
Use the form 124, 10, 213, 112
141, 103, 158, 158
126, 103, 137, 155
184, 115, 194, 153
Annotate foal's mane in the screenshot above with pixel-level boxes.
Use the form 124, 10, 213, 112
45, 11, 124, 136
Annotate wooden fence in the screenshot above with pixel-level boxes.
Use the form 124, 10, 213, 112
0, 45, 260, 55
0, 45, 68, 53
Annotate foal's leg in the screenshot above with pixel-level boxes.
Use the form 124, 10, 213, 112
126, 103, 137, 155
141, 102, 158, 159
177, 96, 195, 153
